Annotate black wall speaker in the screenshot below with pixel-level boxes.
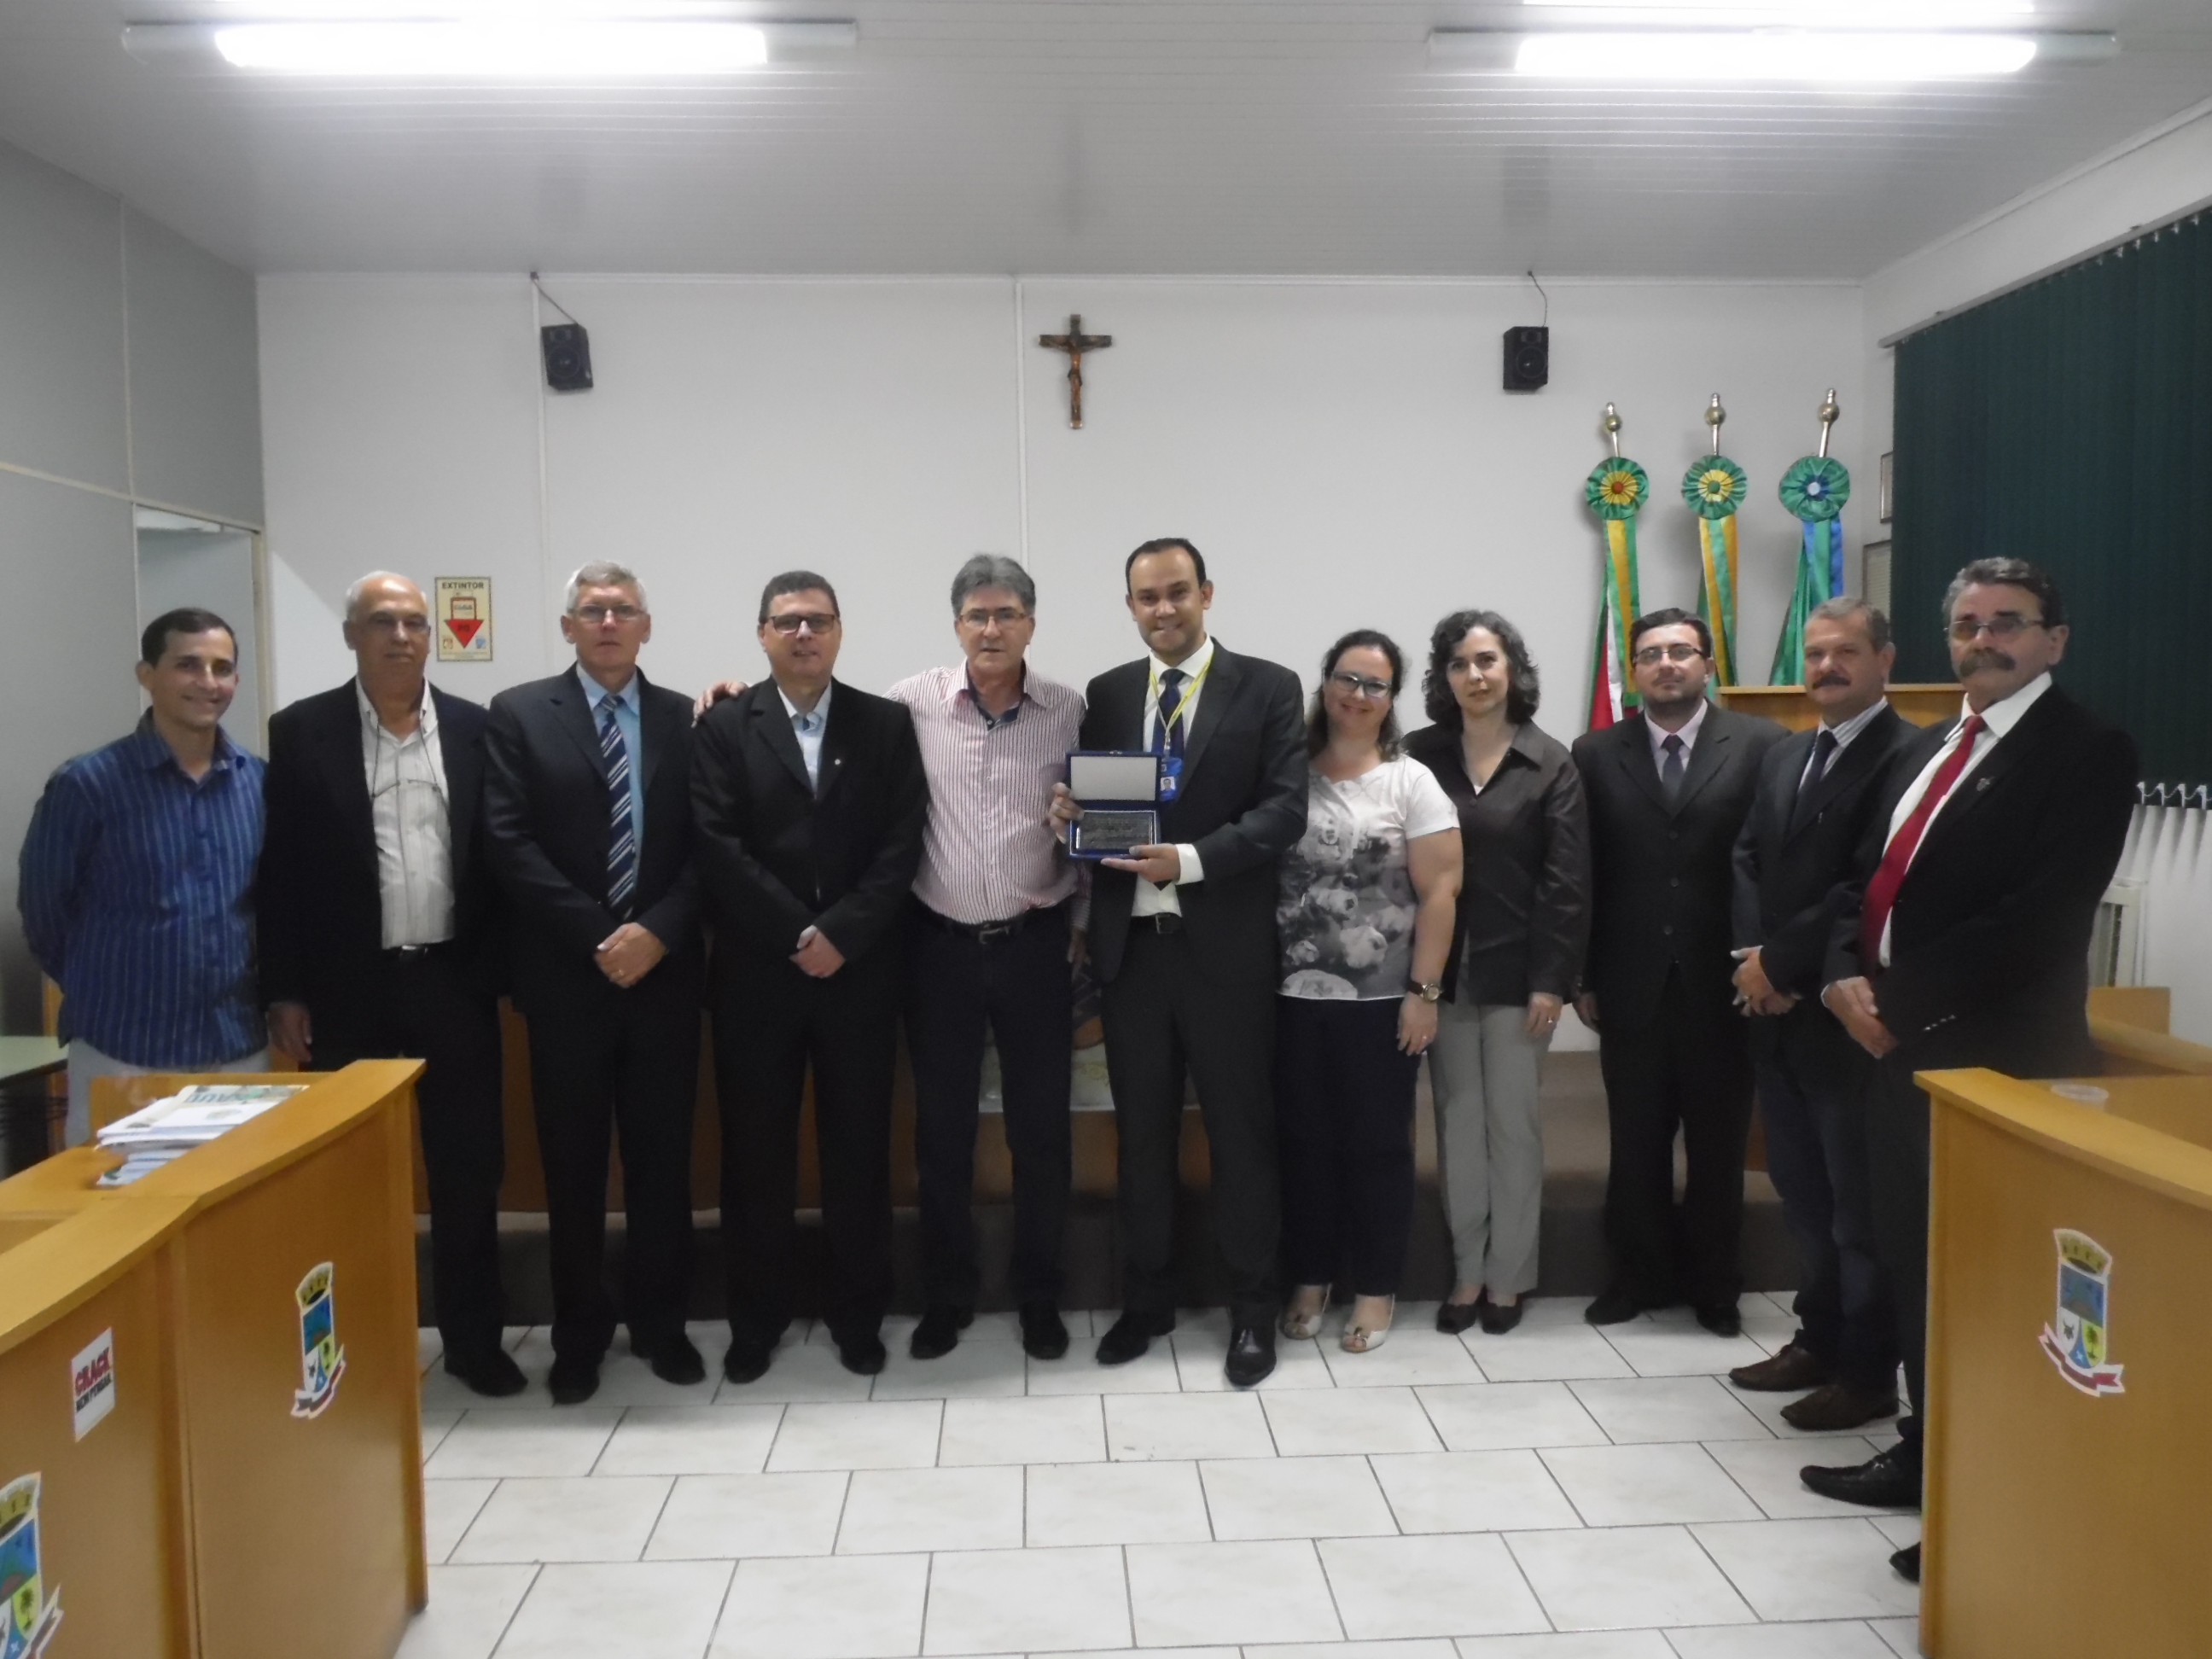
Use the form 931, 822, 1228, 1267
541, 323, 594, 393
1502, 325, 1549, 392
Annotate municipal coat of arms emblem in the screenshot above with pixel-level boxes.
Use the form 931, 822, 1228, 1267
291, 1261, 347, 1419
2038, 1229, 2126, 1396
0, 1472, 62, 1659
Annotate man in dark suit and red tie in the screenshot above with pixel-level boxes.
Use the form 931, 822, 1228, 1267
1051, 538, 1307, 1388
259, 572, 518, 1397
691, 572, 929, 1386
482, 562, 706, 1405
1727, 598, 1923, 1431
1802, 558, 2139, 1583
1572, 608, 1784, 1336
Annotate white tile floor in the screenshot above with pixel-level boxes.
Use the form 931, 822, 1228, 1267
400, 1294, 1924, 1659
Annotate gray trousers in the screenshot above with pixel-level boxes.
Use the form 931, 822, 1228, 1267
1426, 1000, 1550, 1295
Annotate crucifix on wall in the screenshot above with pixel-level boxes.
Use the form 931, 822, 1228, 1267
1038, 313, 1112, 428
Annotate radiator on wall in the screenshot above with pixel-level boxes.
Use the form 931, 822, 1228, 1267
2091, 878, 2146, 989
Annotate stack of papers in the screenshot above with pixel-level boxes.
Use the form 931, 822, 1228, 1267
94, 1085, 306, 1185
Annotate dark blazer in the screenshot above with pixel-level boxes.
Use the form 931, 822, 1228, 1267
1078, 643, 1307, 987
1572, 705, 1785, 1027
1825, 684, 2138, 1077
1730, 704, 1920, 1000
481, 667, 702, 1013
690, 678, 928, 975
259, 680, 503, 1013
1405, 719, 1590, 1007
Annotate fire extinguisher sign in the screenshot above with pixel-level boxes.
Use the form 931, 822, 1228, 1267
435, 577, 492, 662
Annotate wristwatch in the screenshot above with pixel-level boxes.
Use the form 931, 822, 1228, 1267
1406, 980, 1443, 1004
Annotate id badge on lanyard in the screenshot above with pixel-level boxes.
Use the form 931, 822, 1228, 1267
1158, 754, 1183, 800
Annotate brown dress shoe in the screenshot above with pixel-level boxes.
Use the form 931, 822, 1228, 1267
1728, 1341, 1833, 1392
1780, 1381, 1901, 1432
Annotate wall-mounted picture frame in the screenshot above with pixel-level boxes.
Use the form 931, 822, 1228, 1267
1879, 451, 1895, 524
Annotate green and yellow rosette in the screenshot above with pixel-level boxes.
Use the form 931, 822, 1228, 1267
1681, 455, 1747, 687
1770, 454, 1853, 685
1584, 457, 1649, 727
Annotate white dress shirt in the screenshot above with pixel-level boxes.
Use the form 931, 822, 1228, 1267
1876, 671, 2053, 965
1799, 696, 1890, 790
357, 679, 455, 948
1644, 696, 1708, 770
779, 682, 833, 790
1132, 636, 1214, 918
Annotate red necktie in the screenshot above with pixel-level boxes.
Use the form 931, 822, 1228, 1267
1859, 713, 1985, 969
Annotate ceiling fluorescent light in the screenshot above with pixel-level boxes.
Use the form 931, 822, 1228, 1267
1520, 0, 2034, 15
196, 20, 773, 75
1512, 30, 2040, 79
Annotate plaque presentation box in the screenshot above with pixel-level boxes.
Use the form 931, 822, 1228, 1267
1066, 751, 1161, 860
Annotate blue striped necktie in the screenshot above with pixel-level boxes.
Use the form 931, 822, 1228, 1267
1154, 668, 1188, 757
600, 700, 637, 919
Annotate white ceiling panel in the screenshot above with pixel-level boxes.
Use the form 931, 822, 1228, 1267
0, 0, 2207, 276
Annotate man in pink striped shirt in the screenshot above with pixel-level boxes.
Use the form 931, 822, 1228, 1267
888, 555, 1086, 1364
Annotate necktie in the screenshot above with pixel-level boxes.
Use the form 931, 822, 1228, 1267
600, 700, 637, 920
1789, 728, 1840, 834
1154, 668, 1189, 757
1858, 713, 1986, 967
1659, 733, 1685, 804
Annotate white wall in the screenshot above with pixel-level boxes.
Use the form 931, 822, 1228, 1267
260, 274, 1870, 720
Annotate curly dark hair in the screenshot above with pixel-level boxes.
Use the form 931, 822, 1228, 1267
1422, 609, 1541, 729
1308, 629, 1407, 758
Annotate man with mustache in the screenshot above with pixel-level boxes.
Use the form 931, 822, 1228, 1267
1573, 608, 1783, 1335
1801, 559, 2138, 1582
1726, 598, 1922, 1431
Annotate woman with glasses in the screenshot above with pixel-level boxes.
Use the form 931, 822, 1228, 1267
1276, 631, 1462, 1353
1405, 611, 1590, 1336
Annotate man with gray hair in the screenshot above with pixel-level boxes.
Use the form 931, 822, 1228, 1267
1726, 596, 1922, 1431
888, 555, 1086, 1362
481, 562, 707, 1403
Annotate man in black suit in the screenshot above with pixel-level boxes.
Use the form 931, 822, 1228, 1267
1573, 608, 1784, 1335
1802, 559, 2138, 1582
482, 562, 705, 1405
1726, 598, 1920, 1430
691, 571, 928, 1383
260, 572, 519, 1397
1051, 538, 1307, 1388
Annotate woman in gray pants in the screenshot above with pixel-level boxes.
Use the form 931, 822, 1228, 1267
1403, 611, 1590, 1335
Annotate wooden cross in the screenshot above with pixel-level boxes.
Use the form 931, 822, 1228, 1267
1038, 313, 1112, 428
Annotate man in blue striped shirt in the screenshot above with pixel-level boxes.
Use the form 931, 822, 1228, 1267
19, 608, 269, 1146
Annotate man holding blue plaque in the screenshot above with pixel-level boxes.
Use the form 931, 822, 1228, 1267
1052, 538, 1306, 1386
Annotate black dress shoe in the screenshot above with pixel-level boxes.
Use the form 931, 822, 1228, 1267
1019, 1302, 1070, 1360
1890, 1542, 1921, 1583
836, 1332, 888, 1376
1585, 1285, 1645, 1326
722, 1334, 773, 1386
1096, 1309, 1175, 1366
1435, 1297, 1481, 1336
641, 1332, 707, 1387
1224, 1324, 1277, 1388
1800, 1441, 1923, 1509
1477, 1296, 1525, 1336
910, 1306, 973, 1360
549, 1353, 602, 1406
443, 1347, 528, 1399
1695, 1301, 1742, 1338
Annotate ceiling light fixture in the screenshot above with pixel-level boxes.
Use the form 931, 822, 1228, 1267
1513, 29, 2037, 79
207, 20, 768, 74
1519, 0, 2035, 15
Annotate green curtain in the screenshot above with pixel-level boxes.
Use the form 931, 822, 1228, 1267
1892, 210, 2211, 787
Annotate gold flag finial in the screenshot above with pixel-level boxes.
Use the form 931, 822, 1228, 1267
1816, 387, 1841, 458
1705, 393, 1726, 457
1602, 402, 1622, 458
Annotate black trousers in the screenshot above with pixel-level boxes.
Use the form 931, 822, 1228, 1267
1595, 964, 1755, 1307
1099, 923, 1280, 1327
524, 956, 701, 1360
312, 946, 506, 1360
1275, 996, 1421, 1297
905, 901, 1074, 1308
713, 950, 899, 1347
1866, 1049, 1934, 1458
1753, 1002, 1897, 1392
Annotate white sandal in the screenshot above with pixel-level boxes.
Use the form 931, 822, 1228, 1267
1280, 1284, 1331, 1341
1341, 1296, 1396, 1353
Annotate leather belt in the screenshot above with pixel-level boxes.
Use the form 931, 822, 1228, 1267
918, 901, 1063, 943
1131, 913, 1184, 934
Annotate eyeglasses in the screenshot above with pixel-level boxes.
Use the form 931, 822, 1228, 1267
958, 608, 1029, 630
1633, 643, 1705, 666
1328, 671, 1394, 700
766, 612, 840, 636
573, 603, 644, 625
1947, 614, 2044, 642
